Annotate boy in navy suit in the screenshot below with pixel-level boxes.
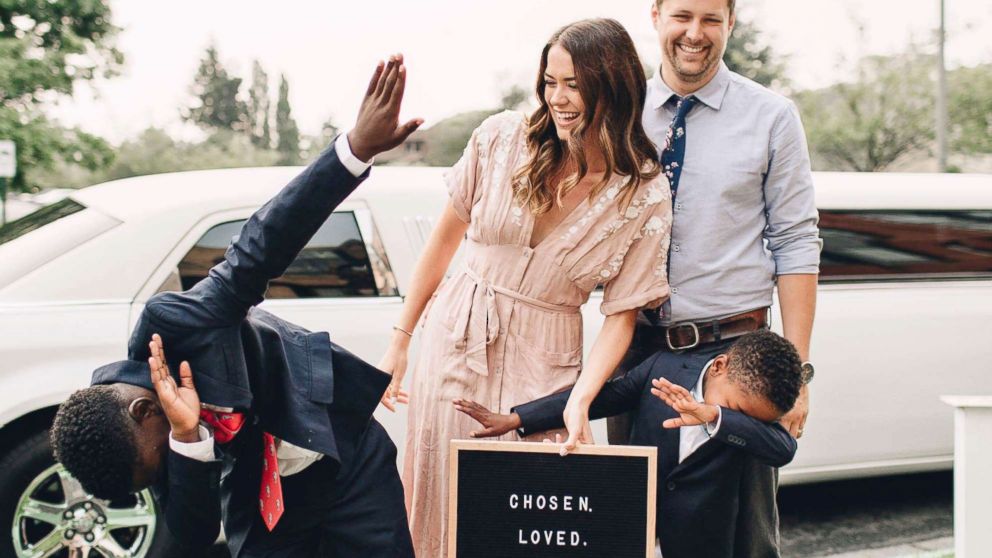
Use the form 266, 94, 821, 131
50, 56, 421, 557
455, 329, 802, 558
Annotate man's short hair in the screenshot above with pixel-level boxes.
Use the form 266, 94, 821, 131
726, 330, 802, 414
51, 386, 137, 500
656, 0, 736, 14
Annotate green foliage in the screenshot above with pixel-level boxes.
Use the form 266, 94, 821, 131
275, 74, 301, 164
247, 60, 271, 148
299, 117, 341, 162
422, 109, 501, 167
0, 106, 113, 192
0, 1, 123, 106
725, 19, 789, 89
948, 64, 992, 155
0, 0, 121, 192
32, 127, 281, 189
182, 44, 249, 133
500, 85, 529, 111
795, 51, 936, 171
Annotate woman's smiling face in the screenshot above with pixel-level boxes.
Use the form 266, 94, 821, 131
543, 44, 585, 142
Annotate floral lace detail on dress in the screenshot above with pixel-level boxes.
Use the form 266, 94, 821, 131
591, 183, 670, 245
476, 111, 527, 227
561, 178, 625, 242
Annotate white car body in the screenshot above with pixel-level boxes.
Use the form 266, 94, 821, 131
1, 167, 990, 487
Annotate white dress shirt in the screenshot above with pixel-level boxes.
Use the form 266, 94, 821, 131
169, 132, 371, 477
677, 359, 723, 463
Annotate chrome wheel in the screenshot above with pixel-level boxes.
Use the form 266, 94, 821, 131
11, 464, 157, 558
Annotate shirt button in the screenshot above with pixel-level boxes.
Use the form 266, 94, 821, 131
675, 203, 683, 211
672, 287, 679, 294
667, 481, 677, 491
673, 245, 680, 252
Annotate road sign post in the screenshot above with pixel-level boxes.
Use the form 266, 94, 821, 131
0, 140, 16, 227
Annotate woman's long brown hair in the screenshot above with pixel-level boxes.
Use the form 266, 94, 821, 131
513, 18, 660, 215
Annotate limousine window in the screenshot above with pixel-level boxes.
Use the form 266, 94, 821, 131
819, 209, 992, 281
178, 212, 380, 298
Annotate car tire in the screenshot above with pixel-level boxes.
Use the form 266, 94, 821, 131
0, 427, 184, 558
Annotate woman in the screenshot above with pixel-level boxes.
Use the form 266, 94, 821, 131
379, 19, 672, 556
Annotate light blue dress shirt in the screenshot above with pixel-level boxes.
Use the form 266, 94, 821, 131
643, 62, 821, 325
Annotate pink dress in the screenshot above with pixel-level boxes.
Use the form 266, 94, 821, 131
402, 111, 672, 557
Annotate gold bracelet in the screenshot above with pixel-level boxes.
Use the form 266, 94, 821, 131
393, 325, 414, 337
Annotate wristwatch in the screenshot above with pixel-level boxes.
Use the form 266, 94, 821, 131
800, 361, 815, 385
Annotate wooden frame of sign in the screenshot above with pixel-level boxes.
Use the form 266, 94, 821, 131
448, 440, 657, 558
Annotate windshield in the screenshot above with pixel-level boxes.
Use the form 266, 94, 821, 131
0, 197, 119, 291
0, 198, 86, 246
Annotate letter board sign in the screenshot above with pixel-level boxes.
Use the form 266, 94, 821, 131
449, 440, 657, 558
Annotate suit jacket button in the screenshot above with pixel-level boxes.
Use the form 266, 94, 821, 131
667, 481, 676, 491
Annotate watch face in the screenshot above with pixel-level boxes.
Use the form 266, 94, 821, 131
801, 362, 815, 384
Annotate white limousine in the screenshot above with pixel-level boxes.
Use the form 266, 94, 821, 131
0, 166, 989, 557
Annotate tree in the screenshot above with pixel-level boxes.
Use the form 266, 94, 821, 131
300, 117, 341, 161
247, 60, 271, 148
0, 1, 122, 192
795, 50, 935, 172
275, 74, 301, 164
183, 44, 249, 133
725, 19, 789, 89
500, 85, 529, 111
423, 109, 501, 167
948, 63, 992, 155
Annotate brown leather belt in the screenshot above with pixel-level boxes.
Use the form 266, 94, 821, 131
643, 308, 770, 351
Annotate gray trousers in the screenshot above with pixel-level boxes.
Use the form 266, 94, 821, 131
608, 325, 782, 558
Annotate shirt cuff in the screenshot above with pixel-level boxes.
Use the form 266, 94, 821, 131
704, 407, 722, 437
169, 425, 215, 462
335, 132, 373, 177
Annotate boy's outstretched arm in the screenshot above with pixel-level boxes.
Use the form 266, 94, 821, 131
456, 352, 664, 438
652, 378, 797, 467
144, 56, 423, 330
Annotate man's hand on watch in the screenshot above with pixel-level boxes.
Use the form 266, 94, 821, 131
781, 384, 809, 439
348, 54, 424, 162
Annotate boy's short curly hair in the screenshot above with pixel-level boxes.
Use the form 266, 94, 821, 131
726, 330, 803, 415
51, 386, 138, 500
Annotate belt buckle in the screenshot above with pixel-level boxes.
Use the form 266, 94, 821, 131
665, 322, 700, 351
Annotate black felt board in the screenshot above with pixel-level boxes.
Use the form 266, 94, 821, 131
450, 442, 656, 558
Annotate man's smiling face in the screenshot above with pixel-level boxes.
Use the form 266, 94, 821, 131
653, 0, 735, 93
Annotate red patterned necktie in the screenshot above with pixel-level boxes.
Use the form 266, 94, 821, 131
199, 411, 284, 531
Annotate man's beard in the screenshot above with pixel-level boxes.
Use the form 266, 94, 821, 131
665, 41, 720, 84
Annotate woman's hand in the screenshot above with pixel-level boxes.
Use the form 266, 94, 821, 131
377, 332, 412, 412
561, 398, 595, 456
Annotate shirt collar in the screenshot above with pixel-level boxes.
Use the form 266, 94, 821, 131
692, 358, 716, 400
650, 61, 731, 112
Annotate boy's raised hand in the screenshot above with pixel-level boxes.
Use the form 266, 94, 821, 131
452, 399, 521, 438
148, 334, 201, 442
651, 377, 720, 429
348, 54, 424, 162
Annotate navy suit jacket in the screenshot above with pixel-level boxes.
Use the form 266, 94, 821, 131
90, 143, 391, 555
513, 350, 797, 558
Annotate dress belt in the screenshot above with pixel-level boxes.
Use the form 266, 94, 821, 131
454, 267, 579, 376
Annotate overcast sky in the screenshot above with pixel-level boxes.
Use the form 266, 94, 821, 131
49, 0, 992, 143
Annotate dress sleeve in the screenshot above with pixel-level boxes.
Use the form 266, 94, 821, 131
445, 111, 524, 223
600, 182, 673, 316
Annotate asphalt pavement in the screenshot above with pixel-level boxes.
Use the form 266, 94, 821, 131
780, 471, 953, 557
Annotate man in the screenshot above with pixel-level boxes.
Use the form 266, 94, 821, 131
51, 56, 422, 557
456, 329, 804, 558
608, 0, 821, 555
